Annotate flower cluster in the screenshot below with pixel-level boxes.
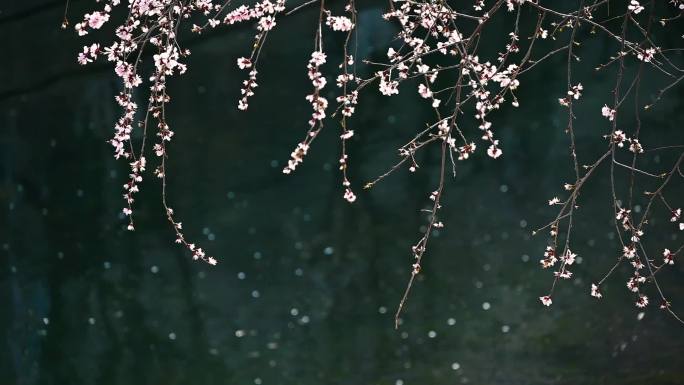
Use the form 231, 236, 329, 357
637, 47, 656, 63
326, 14, 354, 32
77, 44, 100, 65
237, 67, 258, 111
76, 0, 225, 264
280, 1, 360, 207
336, 77, 358, 117
558, 83, 583, 106
601, 104, 616, 121
306, 51, 329, 122
75, 10, 111, 35
228, 1, 287, 112
221, 0, 285, 27
282, 51, 328, 175
628, 0, 644, 14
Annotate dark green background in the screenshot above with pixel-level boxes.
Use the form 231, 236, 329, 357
1, 1, 683, 384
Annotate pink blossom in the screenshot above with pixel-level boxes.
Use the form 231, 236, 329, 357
636, 294, 649, 308
540, 246, 557, 268
601, 105, 616, 121
628, 0, 644, 14
310, 51, 326, 66
379, 75, 399, 96
343, 188, 356, 203
340, 131, 354, 140
326, 15, 354, 32
237, 57, 252, 69
637, 47, 656, 62
487, 145, 502, 159
258, 16, 276, 31
87, 11, 109, 29
418, 84, 432, 99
